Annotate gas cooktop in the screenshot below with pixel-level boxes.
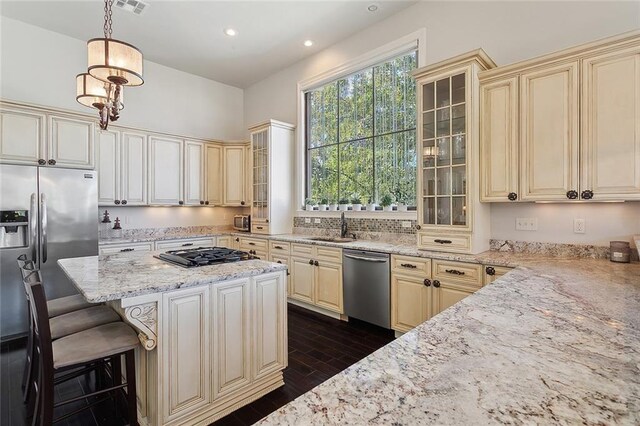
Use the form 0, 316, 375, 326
156, 247, 256, 268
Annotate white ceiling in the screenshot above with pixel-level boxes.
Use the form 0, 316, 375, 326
0, 0, 416, 88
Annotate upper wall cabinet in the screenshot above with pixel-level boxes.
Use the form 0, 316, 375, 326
184, 140, 206, 206
0, 105, 95, 169
249, 120, 295, 235
205, 144, 223, 206
581, 46, 640, 200
223, 145, 247, 206
149, 136, 184, 205
479, 30, 640, 202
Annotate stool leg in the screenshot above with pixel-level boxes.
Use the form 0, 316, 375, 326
124, 350, 138, 426
23, 321, 35, 401
112, 355, 122, 421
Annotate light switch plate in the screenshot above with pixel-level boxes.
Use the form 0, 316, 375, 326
304, 218, 311, 224
573, 218, 585, 234
516, 218, 538, 231
314, 218, 321, 224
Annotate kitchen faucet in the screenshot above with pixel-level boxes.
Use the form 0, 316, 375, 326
340, 212, 349, 238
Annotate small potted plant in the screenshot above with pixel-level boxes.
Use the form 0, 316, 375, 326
305, 198, 315, 211
394, 184, 412, 212
366, 197, 377, 212
380, 193, 394, 212
338, 198, 350, 211
351, 196, 362, 211
328, 199, 339, 211
318, 198, 329, 211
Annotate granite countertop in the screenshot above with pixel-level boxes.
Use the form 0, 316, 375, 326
257, 257, 640, 425
98, 232, 228, 245
57, 251, 287, 303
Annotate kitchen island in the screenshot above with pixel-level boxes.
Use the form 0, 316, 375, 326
257, 256, 640, 425
58, 251, 288, 426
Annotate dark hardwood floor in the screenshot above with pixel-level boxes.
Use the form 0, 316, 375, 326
0, 304, 395, 426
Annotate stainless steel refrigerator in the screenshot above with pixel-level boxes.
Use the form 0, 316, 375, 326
0, 164, 98, 340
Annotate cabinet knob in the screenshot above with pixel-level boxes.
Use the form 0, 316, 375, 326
241, 201, 245, 206
48, 159, 56, 166
566, 190, 578, 200
38, 159, 46, 165
200, 200, 205, 205
178, 200, 184, 205
276, 260, 282, 264
235, 238, 239, 242
266, 219, 269, 223
507, 192, 518, 201
114, 200, 121, 205
433, 280, 441, 288
205, 201, 210, 205
121, 200, 127, 205
309, 259, 313, 265
485, 266, 496, 276
581, 190, 593, 200
423, 279, 431, 287
314, 260, 319, 267
415, 225, 421, 230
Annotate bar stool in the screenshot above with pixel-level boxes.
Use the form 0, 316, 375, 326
16, 256, 120, 412
21, 262, 140, 426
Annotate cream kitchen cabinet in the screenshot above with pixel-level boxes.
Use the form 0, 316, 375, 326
414, 51, 494, 254
149, 136, 184, 205
249, 120, 295, 235
216, 236, 232, 249
480, 31, 640, 202
289, 243, 343, 314
581, 46, 640, 200
184, 140, 206, 206
0, 106, 46, 165
431, 260, 483, 317
237, 236, 268, 259
483, 265, 513, 285
98, 241, 154, 255
154, 237, 216, 250
223, 145, 247, 206
252, 273, 287, 380
48, 115, 95, 169
205, 144, 223, 206
97, 129, 147, 206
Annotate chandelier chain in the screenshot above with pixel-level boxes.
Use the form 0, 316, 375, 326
103, 0, 113, 39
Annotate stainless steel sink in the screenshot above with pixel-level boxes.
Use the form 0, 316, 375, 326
308, 236, 355, 243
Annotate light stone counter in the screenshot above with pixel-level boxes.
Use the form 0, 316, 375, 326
58, 251, 287, 303
257, 257, 640, 425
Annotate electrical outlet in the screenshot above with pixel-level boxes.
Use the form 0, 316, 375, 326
516, 218, 538, 231
314, 218, 321, 224
401, 221, 412, 228
304, 218, 311, 224
574, 218, 585, 234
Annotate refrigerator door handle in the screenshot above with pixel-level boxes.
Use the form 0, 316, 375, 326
30, 193, 38, 263
41, 193, 48, 264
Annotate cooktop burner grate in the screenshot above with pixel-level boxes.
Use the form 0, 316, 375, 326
156, 247, 255, 268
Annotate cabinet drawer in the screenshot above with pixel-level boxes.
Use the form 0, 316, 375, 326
155, 237, 216, 250
316, 246, 341, 263
418, 232, 471, 252
483, 265, 513, 285
269, 241, 291, 255
99, 241, 154, 255
239, 237, 268, 252
251, 223, 269, 234
391, 255, 431, 277
291, 243, 313, 257
432, 260, 482, 287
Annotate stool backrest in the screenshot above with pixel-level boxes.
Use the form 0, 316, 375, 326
21, 262, 54, 373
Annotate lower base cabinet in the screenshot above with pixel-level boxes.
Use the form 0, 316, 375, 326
391, 274, 431, 333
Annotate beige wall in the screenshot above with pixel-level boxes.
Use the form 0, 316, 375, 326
243, 1, 640, 246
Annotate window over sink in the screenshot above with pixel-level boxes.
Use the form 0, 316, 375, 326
305, 50, 417, 208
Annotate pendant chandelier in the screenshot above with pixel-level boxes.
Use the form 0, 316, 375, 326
76, 0, 144, 130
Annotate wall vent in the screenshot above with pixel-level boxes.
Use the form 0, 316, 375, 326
114, 0, 148, 15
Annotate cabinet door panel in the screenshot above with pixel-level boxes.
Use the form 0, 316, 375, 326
149, 136, 183, 205
185, 140, 204, 206
212, 279, 251, 399
433, 282, 474, 317
253, 273, 287, 380
582, 47, 640, 199
480, 77, 519, 201
49, 116, 95, 168
97, 129, 120, 205
223, 146, 246, 206
162, 287, 210, 421
520, 62, 579, 200
121, 132, 147, 205
391, 274, 429, 333
216, 236, 232, 248
0, 108, 45, 164
289, 257, 314, 304
315, 262, 343, 313
205, 144, 223, 205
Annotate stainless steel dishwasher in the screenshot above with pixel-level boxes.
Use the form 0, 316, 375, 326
343, 249, 390, 329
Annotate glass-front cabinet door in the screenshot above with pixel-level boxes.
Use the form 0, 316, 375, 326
420, 71, 468, 228
251, 128, 269, 222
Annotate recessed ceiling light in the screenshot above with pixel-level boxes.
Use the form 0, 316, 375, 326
367, 4, 379, 12
224, 28, 237, 37
304, 40, 313, 47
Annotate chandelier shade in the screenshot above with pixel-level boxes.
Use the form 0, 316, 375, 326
76, 72, 124, 109
87, 38, 144, 86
